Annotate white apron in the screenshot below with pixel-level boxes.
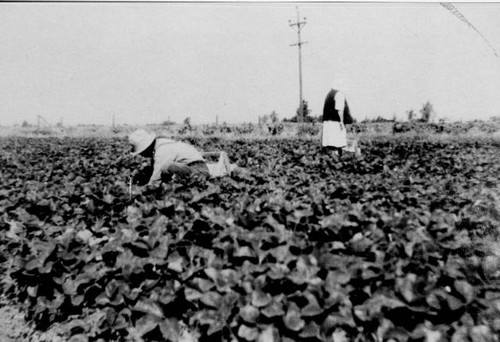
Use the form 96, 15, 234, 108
322, 121, 347, 148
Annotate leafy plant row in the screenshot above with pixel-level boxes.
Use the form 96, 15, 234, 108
0, 136, 499, 342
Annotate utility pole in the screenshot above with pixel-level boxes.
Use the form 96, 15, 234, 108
289, 6, 307, 122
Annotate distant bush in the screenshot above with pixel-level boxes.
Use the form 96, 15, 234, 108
297, 123, 320, 136
420, 101, 435, 122
361, 116, 395, 123
268, 124, 284, 136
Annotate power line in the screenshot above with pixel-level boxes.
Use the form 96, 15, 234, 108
289, 6, 307, 121
440, 2, 498, 58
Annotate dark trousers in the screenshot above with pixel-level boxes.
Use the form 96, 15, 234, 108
165, 161, 210, 179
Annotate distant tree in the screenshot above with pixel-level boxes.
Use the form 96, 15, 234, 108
420, 101, 435, 122
22, 120, 29, 127
407, 109, 416, 121
183, 117, 191, 126
283, 100, 318, 123
297, 100, 312, 122
269, 111, 279, 123
259, 111, 280, 125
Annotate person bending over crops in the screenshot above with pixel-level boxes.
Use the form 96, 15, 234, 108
128, 129, 243, 186
321, 80, 354, 156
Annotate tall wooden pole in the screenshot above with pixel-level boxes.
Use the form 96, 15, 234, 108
289, 7, 307, 122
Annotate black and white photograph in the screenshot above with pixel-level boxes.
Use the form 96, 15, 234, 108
1, 1, 500, 341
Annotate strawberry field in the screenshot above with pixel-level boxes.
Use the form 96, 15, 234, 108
1, 135, 500, 342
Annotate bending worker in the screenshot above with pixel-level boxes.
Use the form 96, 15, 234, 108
128, 129, 241, 186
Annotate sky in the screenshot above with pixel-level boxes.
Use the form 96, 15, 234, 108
1, 2, 500, 126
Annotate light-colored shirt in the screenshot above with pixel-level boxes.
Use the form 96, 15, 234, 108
334, 91, 345, 113
148, 138, 205, 184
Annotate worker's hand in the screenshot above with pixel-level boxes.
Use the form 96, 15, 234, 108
141, 181, 162, 197
130, 162, 153, 186
133, 169, 152, 186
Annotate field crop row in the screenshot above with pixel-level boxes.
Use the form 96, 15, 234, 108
0, 136, 499, 342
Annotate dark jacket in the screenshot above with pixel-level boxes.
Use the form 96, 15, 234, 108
322, 89, 353, 124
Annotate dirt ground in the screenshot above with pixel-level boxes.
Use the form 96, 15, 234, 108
0, 297, 70, 342
0, 303, 29, 342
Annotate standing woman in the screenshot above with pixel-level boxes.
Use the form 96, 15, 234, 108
321, 80, 353, 156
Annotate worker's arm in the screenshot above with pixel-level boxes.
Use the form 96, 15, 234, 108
146, 150, 176, 186
132, 162, 153, 185
334, 91, 345, 112
334, 92, 346, 129
147, 164, 162, 185
202, 151, 223, 158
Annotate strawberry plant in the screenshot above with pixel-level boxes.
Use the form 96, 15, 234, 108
1, 135, 499, 341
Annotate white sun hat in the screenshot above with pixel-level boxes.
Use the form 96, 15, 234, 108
128, 129, 156, 156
